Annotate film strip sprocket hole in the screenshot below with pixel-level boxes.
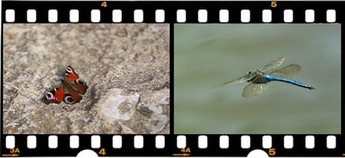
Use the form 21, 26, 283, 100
4, 135, 338, 149
3, 135, 340, 156
4, 8, 338, 23
2, 1, 344, 157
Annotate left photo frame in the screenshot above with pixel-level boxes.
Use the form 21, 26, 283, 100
3, 24, 170, 134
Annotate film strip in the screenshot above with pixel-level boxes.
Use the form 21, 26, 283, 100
1, 1, 344, 157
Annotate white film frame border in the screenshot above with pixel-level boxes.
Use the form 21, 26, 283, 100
5, 8, 337, 23
5, 135, 338, 150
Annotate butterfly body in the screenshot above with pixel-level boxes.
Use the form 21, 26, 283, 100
44, 66, 88, 105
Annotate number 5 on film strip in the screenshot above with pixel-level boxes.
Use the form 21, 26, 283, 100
1, 1, 344, 157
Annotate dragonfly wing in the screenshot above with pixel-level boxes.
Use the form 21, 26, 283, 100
268, 64, 301, 78
258, 57, 285, 72
242, 84, 268, 98
222, 76, 248, 86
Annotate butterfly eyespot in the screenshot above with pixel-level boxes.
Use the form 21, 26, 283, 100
64, 95, 76, 104
75, 79, 85, 85
45, 92, 54, 100
66, 66, 74, 74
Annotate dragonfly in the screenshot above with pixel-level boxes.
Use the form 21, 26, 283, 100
222, 57, 315, 98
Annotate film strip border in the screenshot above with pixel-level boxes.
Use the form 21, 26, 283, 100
2, 135, 344, 157
1, 1, 344, 23
2, 1, 345, 157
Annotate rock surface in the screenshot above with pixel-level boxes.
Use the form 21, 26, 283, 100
3, 24, 170, 134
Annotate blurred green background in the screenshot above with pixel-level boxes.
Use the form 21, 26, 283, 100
174, 24, 341, 134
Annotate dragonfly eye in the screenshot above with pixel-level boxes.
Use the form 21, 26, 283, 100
244, 71, 252, 78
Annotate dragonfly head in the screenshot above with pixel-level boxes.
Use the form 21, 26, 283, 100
244, 70, 264, 79
244, 71, 255, 78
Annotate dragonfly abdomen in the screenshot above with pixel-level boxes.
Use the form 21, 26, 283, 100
264, 75, 315, 90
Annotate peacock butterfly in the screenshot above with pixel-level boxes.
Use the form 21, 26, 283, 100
43, 66, 88, 105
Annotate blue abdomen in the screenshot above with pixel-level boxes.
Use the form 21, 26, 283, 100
264, 75, 315, 90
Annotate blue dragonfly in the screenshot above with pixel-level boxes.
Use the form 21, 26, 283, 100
222, 57, 315, 98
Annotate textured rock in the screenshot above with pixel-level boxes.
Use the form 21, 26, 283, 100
3, 24, 170, 134
100, 88, 140, 121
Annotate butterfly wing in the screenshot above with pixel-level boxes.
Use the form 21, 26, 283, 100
64, 66, 88, 94
43, 86, 65, 104
65, 66, 79, 80
62, 84, 82, 104
61, 66, 88, 104
43, 66, 88, 105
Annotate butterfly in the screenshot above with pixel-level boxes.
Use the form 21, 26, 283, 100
43, 66, 88, 105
